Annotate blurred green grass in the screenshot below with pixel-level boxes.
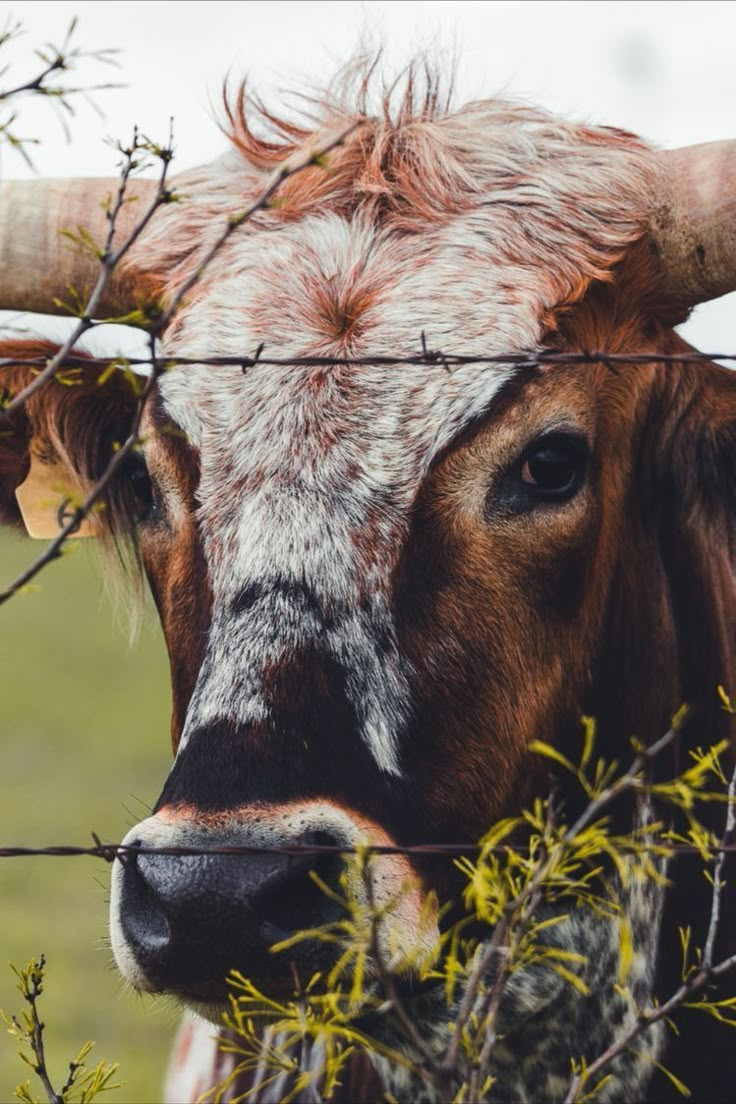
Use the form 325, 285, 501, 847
0, 530, 178, 1101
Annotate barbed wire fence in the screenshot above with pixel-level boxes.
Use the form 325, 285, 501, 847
2, 16, 736, 1104
0, 837, 735, 861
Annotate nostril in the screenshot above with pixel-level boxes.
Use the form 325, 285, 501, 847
120, 846, 172, 959
114, 826, 356, 996
257, 832, 348, 941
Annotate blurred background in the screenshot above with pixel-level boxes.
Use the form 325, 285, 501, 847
1, 1, 734, 1099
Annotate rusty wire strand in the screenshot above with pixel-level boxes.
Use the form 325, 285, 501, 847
0, 839, 733, 862
1, 349, 736, 374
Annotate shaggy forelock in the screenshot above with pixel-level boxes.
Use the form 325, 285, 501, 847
131, 54, 658, 314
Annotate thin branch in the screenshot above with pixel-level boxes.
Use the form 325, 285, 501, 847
442, 906, 510, 1075
0, 58, 69, 100
0, 18, 121, 172
441, 727, 679, 1080
0, 358, 159, 604
564, 759, 736, 1103
0, 126, 174, 425
464, 834, 551, 1102
703, 761, 736, 969
1, 122, 359, 607
0, 17, 119, 103
563, 955, 736, 1103
565, 722, 680, 843
15, 956, 62, 1104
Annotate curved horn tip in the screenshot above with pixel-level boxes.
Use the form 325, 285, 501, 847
651, 140, 736, 307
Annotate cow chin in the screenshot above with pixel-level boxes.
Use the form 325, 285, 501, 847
109, 805, 440, 1015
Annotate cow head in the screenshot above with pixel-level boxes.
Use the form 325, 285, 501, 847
1, 78, 735, 1053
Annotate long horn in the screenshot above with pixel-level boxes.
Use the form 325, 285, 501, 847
652, 140, 736, 306
0, 178, 158, 317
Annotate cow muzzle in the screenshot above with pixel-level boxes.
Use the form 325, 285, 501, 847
110, 804, 439, 1016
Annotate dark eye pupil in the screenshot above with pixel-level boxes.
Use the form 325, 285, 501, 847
124, 459, 153, 518
526, 449, 577, 491
130, 468, 152, 502
491, 432, 588, 518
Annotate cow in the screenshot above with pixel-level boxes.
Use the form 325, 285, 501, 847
0, 64, 734, 1102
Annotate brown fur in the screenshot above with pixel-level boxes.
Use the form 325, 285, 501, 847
0, 344, 141, 535
141, 399, 212, 748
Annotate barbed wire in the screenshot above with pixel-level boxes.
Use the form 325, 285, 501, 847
1, 348, 736, 375
0, 838, 732, 862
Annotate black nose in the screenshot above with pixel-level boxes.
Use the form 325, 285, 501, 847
119, 831, 345, 998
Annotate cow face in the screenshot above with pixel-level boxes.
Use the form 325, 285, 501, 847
1, 86, 735, 1036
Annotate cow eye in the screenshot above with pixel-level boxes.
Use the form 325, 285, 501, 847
121, 454, 154, 521
491, 431, 590, 518
519, 434, 588, 500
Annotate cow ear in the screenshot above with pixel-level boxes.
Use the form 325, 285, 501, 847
0, 341, 140, 536
666, 361, 736, 514
652, 360, 736, 734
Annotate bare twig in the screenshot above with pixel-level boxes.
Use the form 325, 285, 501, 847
703, 761, 736, 969
9, 956, 62, 1104
1, 123, 359, 607
564, 759, 736, 1104
0, 126, 173, 426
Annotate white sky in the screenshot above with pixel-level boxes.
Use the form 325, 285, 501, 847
2, 0, 735, 353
